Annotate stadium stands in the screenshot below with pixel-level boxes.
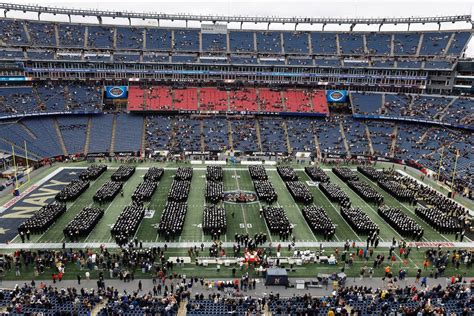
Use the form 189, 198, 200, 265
203, 117, 229, 151
199, 88, 228, 111
259, 119, 287, 153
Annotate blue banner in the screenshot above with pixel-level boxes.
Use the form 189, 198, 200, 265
105, 86, 128, 99
326, 90, 348, 103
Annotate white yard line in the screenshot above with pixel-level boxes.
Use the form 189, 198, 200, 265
314, 184, 363, 242
271, 170, 318, 242
361, 172, 451, 243
233, 170, 248, 234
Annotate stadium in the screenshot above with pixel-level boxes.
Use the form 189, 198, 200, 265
0, 1, 472, 315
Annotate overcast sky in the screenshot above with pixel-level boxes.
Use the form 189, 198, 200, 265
2, 0, 473, 55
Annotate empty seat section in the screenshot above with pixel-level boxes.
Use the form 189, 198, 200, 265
58, 24, 85, 47
203, 117, 229, 151
146, 86, 173, 111
114, 114, 144, 152
366, 33, 391, 56
57, 116, 88, 154
146, 115, 173, 151
88, 115, 114, 153
116, 27, 143, 49
201, 33, 227, 51
351, 92, 382, 115
173, 88, 198, 111
256, 31, 281, 53
446, 31, 471, 56
128, 87, 146, 111
286, 118, 316, 152
339, 33, 364, 55
284, 90, 312, 113
173, 30, 199, 51
229, 89, 258, 112
231, 119, 259, 152
419, 32, 451, 55
393, 33, 420, 55
229, 31, 255, 52
145, 29, 172, 50
315, 119, 345, 155
21, 117, 63, 157
28, 22, 56, 46
258, 88, 283, 112
311, 33, 338, 54
311, 90, 329, 115
283, 32, 309, 53
383, 94, 411, 116
199, 88, 228, 111
259, 119, 287, 152
172, 117, 201, 152
87, 25, 114, 49
36, 84, 67, 112
343, 118, 370, 155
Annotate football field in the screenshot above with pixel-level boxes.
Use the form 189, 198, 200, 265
1, 163, 471, 246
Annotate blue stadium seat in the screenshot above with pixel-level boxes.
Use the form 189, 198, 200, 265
229, 31, 255, 52
256, 31, 282, 53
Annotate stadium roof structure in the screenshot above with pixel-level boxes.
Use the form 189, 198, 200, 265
0, 2, 472, 30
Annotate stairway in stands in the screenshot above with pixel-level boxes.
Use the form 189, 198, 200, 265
389, 125, 399, 157
339, 120, 351, 156
436, 98, 456, 121
282, 120, 292, 152
227, 120, 234, 151
83, 116, 92, 155
53, 118, 68, 156
109, 114, 117, 153
365, 123, 375, 156
140, 116, 147, 156
255, 119, 263, 152
200, 120, 205, 152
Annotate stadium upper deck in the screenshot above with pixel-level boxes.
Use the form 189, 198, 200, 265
0, 18, 470, 61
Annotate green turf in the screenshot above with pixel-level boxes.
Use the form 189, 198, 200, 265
4, 163, 471, 246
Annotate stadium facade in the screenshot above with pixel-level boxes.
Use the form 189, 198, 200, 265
0, 3, 471, 193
